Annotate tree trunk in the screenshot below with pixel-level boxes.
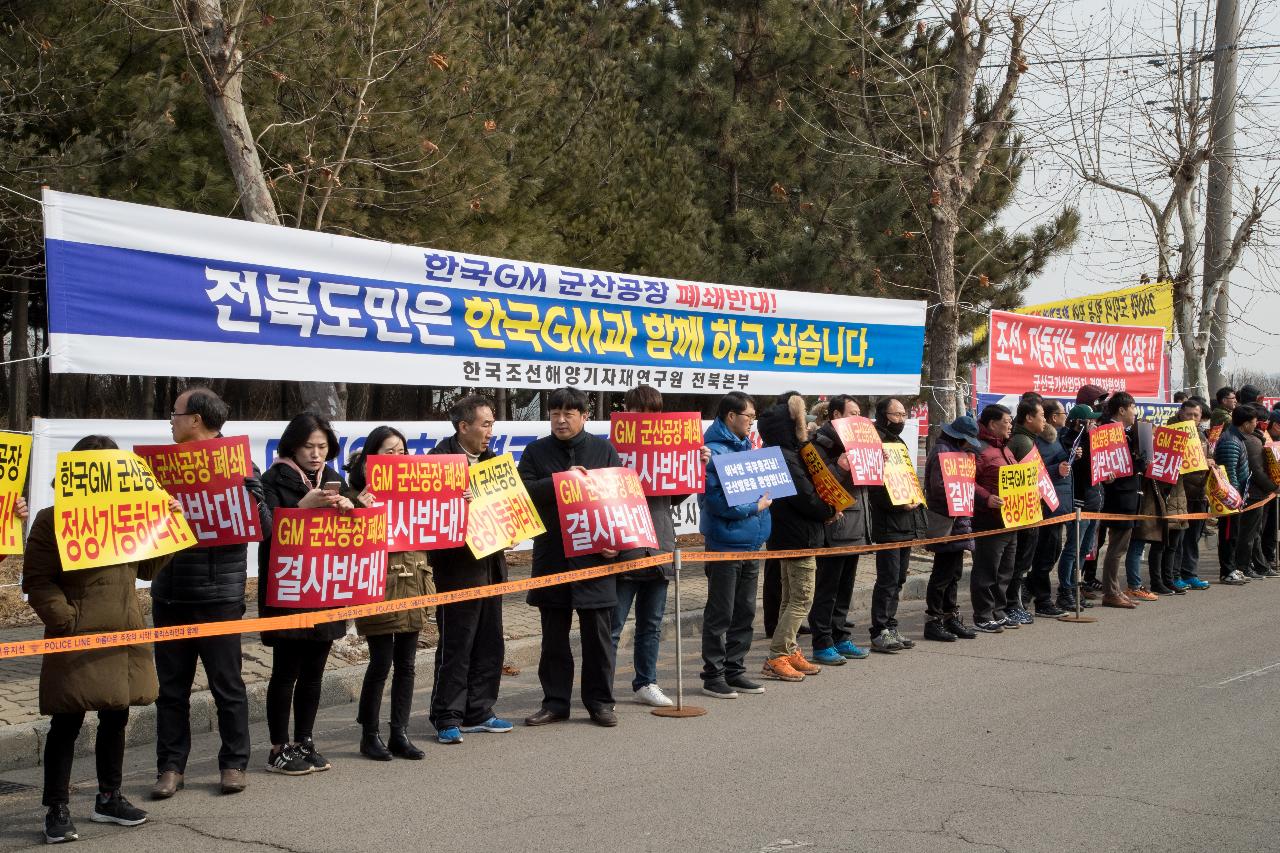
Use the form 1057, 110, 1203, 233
925, 212, 960, 444
8, 280, 28, 430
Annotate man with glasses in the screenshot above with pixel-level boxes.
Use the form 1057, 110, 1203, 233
150, 388, 270, 799
699, 392, 773, 699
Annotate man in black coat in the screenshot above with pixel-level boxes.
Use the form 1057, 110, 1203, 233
517, 387, 624, 727
428, 395, 512, 739
151, 388, 271, 798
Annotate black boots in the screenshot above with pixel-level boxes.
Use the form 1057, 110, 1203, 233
360, 731, 392, 761
388, 727, 425, 760
942, 615, 978, 640
923, 618, 957, 642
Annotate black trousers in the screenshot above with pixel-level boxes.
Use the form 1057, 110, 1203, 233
971, 530, 1016, 623
358, 631, 418, 732
1028, 523, 1064, 608
1219, 514, 1238, 577
809, 553, 858, 650
430, 594, 504, 730
266, 638, 332, 745
1149, 530, 1185, 590
870, 546, 911, 638
762, 559, 781, 638
153, 599, 250, 773
1232, 507, 1266, 576
701, 557, 760, 682
537, 606, 615, 715
43, 709, 128, 807
1257, 499, 1278, 572
926, 550, 965, 618
1005, 527, 1039, 611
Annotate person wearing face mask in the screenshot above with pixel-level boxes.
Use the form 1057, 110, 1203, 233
345, 425, 431, 761
258, 413, 354, 776
970, 404, 1017, 632
1098, 393, 1149, 608
518, 388, 625, 728
428, 395, 513, 742
1026, 399, 1073, 617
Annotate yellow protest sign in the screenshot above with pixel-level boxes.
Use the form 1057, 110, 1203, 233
976, 281, 1174, 343
999, 462, 1043, 528
882, 443, 925, 506
54, 450, 196, 571
800, 444, 854, 511
1207, 464, 1244, 517
0, 432, 31, 555
1167, 421, 1207, 473
465, 453, 545, 559
1266, 442, 1280, 490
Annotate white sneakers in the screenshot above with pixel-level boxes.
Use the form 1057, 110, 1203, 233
633, 684, 675, 707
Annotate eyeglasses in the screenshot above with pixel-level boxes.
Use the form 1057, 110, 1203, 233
736, 411, 757, 421
885, 410, 907, 420
169, 411, 194, 419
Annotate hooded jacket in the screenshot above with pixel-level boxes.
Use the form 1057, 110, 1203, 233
757, 395, 834, 551
973, 423, 1017, 531
1035, 422, 1074, 518
812, 421, 871, 547
698, 417, 771, 552
923, 432, 975, 553
868, 419, 928, 544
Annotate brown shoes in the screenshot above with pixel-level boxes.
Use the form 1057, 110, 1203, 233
524, 708, 570, 727
220, 768, 247, 795
1128, 586, 1159, 601
1102, 594, 1136, 609
151, 770, 183, 800
762, 655, 806, 682
787, 650, 822, 676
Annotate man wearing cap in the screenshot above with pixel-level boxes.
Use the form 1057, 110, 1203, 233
921, 416, 982, 641
1057, 403, 1102, 610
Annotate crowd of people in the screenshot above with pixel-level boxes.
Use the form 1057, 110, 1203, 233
19, 381, 1277, 845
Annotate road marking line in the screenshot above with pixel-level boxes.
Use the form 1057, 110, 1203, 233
1212, 660, 1280, 687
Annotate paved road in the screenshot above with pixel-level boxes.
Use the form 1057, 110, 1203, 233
2, 581, 1279, 852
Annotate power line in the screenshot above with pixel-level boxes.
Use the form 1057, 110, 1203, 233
981, 41, 1280, 69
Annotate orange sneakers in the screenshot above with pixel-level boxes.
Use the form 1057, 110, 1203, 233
762, 655, 805, 681
1128, 587, 1159, 601
787, 650, 822, 676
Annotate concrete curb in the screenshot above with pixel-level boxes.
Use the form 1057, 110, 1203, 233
0, 569, 943, 773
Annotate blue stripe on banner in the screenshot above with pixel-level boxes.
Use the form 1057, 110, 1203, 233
46, 239, 924, 377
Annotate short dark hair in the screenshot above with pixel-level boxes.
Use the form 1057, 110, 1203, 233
717, 391, 754, 421
1178, 400, 1204, 418
1247, 403, 1270, 421
345, 425, 408, 492
1104, 392, 1136, 418
1216, 386, 1236, 404
623, 385, 663, 414
1019, 391, 1044, 405
874, 397, 902, 419
1015, 400, 1043, 424
1190, 395, 1210, 410
181, 387, 229, 432
1232, 406, 1258, 428
546, 387, 590, 415
71, 434, 118, 452
277, 412, 339, 461
1239, 384, 1262, 405
1172, 391, 1187, 403
1042, 399, 1064, 419
979, 404, 1010, 426
827, 395, 857, 421
449, 394, 494, 429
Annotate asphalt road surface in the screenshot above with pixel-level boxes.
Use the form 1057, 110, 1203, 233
2, 582, 1279, 852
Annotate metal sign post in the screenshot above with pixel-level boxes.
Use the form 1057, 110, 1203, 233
652, 549, 707, 718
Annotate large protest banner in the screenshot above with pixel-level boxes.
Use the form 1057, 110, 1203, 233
609, 412, 704, 496
976, 393, 1177, 425
0, 433, 31, 555
938, 452, 975, 517
134, 436, 262, 547
800, 443, 854, 511
987, 310, 1165, 398
43, 190, 926, 396
553, 468, 657, 557
365, 454, 468, 551
266, 507, 387, 607
464, 454, 544, 559
975, 281, 1175, 343
999, 462, 1043, 528
1090, 422, 1133, 485
712, 447, 797, 507
830, 416, 885, 486
54, 450, 196, 570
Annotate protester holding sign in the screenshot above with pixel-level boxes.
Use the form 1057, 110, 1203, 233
757, 393, 835, 681
1026, 400, 1073, 617
148, 387, 270, 800
1214, 405, 1260, 586
1174, 401, 1213, 591
1097, 394, 1149, 608
1260, 409, 1280, 574
427, 397, 514, 746
970, 405, 1019, 633
1005, 398, 1048, 625
0, 431, 31, 556
1243, 404, 1280, 578
922, 416, 982, 642
258, 413, 354, 776
344, 426, 432, 761
1142, 415, 1192, 596
1057, 402, 1103, 610
868, 399, 928, 652
518, 388, 624, 728
699, 392, 772, 700
23, 435, 177, 844
808, 395, 873, 662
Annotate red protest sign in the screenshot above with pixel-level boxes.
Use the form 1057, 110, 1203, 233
1208, 464, 1245, 516
831, 416, 884, 486
134, 436, 262, 547
267, 507, 388, 608
365, 454, 468, 552
1022, 446, 1060, 512
1090, 422, 1133, 485
553, 467, 657, 558
987, 310, 1164, 398
1147, 426, 1187, 485
938, 452, 975, 517
610, 412, 705, 496
1207, 422, 1224, 455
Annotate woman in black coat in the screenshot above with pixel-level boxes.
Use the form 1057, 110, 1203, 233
258, 413, 353, 776
1097, 393, 1148, 609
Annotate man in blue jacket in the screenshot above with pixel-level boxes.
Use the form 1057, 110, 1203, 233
699, 392, 772, 700
1215, 406, 1258, 586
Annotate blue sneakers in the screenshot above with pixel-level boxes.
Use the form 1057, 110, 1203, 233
1183, 576, 1210, 590
436, 726, 464, 744
461, 717, 514, 734
812, 647, 847, 666
834, 640, 870, 659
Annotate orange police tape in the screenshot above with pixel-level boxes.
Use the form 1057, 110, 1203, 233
2, 491, 1275, 661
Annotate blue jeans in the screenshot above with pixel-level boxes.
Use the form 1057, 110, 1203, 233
1057, 518, 1098, 590
1125, 536, 1146, 589
611, 577, 669, 693
1181, 517, 1205, 579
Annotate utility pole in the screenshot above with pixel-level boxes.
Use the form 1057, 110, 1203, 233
1203, 0, 1238, 393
